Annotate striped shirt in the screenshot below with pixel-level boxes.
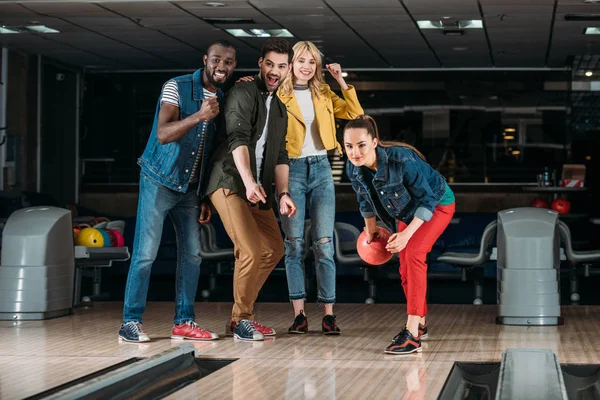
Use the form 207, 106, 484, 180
161, 80, 217, 184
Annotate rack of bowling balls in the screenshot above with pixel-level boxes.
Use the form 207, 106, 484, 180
530, 197, 571, 214
73, 217, 126, 248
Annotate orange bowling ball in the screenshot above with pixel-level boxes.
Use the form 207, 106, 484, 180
357, 227, 393, 266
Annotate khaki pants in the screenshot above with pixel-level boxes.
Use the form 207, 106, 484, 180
209, 188, 284, 322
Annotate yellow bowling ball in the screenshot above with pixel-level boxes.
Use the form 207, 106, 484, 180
76, 227, 104, 247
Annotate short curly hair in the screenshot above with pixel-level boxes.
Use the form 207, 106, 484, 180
260, 38, 293, 64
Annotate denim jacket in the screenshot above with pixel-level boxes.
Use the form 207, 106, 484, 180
138, 69, 224, 195
346, 145, 448, 232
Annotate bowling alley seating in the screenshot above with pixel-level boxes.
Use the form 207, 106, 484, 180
333, 222, 398, 303
198, 223, 234, 297
436, 220, 498, 305
557, 220, 600, 302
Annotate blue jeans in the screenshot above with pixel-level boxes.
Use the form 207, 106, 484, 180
123, 172, 201, 325
279, 155, 336, 303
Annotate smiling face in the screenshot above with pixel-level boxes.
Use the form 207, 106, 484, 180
344, 127, 378, 168
203, 44, 237, 89
293, 50, 317, 85
258, 51, 291, 93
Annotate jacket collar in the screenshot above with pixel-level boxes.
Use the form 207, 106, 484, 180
279, 84, 326, 104
254, 74, 276, 99
353, 146, 389, 183
193, 68, 224, 101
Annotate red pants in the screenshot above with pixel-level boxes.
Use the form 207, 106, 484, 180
397, 203, 455, 317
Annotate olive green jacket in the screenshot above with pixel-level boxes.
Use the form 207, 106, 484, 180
203, 75, 289, 210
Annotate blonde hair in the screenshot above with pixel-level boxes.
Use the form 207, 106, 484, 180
344, 115, 427, 161
280, 41, 326, 97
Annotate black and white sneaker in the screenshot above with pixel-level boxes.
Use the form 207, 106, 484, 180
118, 321, 150, 343
233, 319, 264, 341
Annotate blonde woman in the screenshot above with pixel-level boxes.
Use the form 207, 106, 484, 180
277, 41, 363, 335
236, 41, 363, 334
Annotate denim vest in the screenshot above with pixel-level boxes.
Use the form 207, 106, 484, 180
138, 69, 224, 195
346, 146, 448, 232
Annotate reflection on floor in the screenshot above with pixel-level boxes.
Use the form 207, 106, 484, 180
1, 302, 600, 399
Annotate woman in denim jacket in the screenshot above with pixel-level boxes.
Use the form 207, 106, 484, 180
344, 115, 456, 355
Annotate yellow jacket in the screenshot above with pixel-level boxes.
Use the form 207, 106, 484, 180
277, 84, 364, 157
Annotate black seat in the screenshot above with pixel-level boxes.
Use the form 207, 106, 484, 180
437, 220, 497, 305
199, 223, 234, 298
557, 220, 600, 302
333, 222, 396, 304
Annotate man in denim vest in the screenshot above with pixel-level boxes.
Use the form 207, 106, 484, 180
118, 41, 237, 343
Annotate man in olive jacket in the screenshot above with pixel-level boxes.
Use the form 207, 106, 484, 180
204, 38, 297, 341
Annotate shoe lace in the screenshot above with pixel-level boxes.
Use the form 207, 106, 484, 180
242, 320, 257, 333
185, 321, 201, 331
252, 320, 268, 329
392, 328, 411, 343
129, 321, 144, 333
323, 315, 336, 326
294, 311, 306, 324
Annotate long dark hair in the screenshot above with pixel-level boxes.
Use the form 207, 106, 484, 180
344, 115, 426, 161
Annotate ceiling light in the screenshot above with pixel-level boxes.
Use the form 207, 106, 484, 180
0, 26, 18, 34
25, 25, 59, 33
417, 20, 483, 29
226, 28, 293, 38
205, 2, 226, 6
585, 71, 594, 76
0, 25, 59, 34
511, 150, 521, 155
341, 72, 348, 78
250, 29, 270, 37
585, 155, 592, 160
504, 135, 515, 140
504, 128, 516, 133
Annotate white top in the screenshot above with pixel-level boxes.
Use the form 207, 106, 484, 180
255, 94, 273, 184
294, 88, 326, 158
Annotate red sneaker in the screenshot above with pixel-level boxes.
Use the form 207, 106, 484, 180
251, 320, 276, 336
171, 321, 219, 341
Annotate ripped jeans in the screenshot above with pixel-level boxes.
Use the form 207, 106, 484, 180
279, 156, 336, 304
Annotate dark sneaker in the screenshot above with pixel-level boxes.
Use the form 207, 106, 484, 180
288, 310, 308, 334
322, 314, 341, 335
384, 328, 421, 355
118, 321, 150, 343
233, 319, 264, 341
419, 323, 428, 340
171, 321, 219, 341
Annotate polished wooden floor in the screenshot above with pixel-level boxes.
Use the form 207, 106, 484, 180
1, 302, 600, 399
